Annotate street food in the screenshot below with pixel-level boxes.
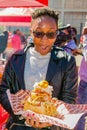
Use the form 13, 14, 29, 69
23, 80, 57, 117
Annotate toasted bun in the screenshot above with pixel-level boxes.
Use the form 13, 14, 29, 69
23, 99, 57, 116
23, 100, 45, 114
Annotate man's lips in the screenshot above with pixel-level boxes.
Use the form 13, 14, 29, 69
40, 46, 48, 50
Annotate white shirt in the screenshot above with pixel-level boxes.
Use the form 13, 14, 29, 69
24, 47, 51, 90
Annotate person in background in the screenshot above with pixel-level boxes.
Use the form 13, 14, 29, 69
71, 27, 78, 46
0, 30, 8, 54
0, 7, 78, 130
20, 31, 27, 48
54, 30, 67, 47
0, 30, 9, 61
55, 25, 78, 55
62, 25, 77, 54
72, 26, 87, 130
11, 29, 22, 52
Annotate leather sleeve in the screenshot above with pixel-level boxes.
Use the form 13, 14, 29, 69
61, 55, 78, 104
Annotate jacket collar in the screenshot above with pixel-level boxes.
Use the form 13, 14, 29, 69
46, 46, 65, 83
51, 46, 65, 60
14, 43, 34, 55
12, 44, 65, 89
14, 44, 65, 60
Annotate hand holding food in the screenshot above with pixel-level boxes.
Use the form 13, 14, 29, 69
7, 81, 87, 129
25, 114, 52, 129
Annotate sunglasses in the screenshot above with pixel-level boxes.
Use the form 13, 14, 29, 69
33, 31, 57, 39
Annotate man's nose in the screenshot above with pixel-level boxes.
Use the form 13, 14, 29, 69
41, 35, 48, 45
42, 34, 48, 40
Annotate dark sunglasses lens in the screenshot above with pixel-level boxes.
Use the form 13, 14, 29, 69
34, 32, 44, 38
47, 32, 57, 39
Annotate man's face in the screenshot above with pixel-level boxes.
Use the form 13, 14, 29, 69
16, 30, 21, 36
31, 16, 57, 55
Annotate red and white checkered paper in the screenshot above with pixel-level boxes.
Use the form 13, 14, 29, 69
7, 89, 87, 129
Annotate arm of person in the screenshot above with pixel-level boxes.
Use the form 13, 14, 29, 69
72, 42, 87, 56
72, 48, 83, 56
61, 56, 78, 104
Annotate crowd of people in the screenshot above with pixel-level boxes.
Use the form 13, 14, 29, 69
0, 7, 86, 130
0, 28, 27, 61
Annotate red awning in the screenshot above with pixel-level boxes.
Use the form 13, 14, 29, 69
36, 0, 48, 6
0, 16, 31, 22
0, 0, 46, 8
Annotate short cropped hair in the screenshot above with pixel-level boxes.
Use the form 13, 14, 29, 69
31, 7, 59, 25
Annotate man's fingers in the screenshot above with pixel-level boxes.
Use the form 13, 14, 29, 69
26, 116, 52, 129
38, 122, 52, 128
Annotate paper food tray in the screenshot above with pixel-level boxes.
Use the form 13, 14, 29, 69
6, 89, 87, 129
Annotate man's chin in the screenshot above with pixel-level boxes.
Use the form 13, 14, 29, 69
39, 50, 49, 55
36, 48, 50, 55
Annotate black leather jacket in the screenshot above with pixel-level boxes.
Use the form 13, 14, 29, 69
0, 45, 78, 130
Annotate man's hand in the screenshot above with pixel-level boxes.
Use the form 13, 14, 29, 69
72, 48, 82, 56
26, 116, 52, 129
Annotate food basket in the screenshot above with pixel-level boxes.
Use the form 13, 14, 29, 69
6, 88, 87, 130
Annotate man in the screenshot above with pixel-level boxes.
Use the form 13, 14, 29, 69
0, 7, 78, 130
